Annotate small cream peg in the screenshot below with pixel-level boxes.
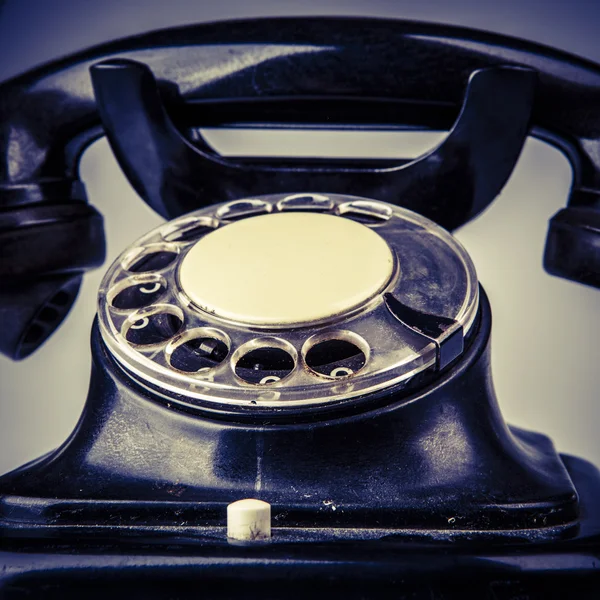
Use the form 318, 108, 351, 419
227, 498, 271, 542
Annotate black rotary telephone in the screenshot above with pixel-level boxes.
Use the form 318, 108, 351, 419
0, 17, 599, 598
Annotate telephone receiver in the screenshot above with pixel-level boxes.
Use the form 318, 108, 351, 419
0, 17, 599, 596
1, 17, 600, 360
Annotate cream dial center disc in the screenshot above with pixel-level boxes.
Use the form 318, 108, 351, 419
178, 212, 395, 326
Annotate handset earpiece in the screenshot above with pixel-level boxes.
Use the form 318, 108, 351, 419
0, 184, 105, 359
544, 203, 600, 288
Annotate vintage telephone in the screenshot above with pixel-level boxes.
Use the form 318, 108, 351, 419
0, 16, 599, 598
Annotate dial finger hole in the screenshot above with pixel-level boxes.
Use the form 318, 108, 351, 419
233, 340, 297, 385
162, 216, 219, 243
337, 200, 392, 225
215, 199, 271, 221
303, 332, 369, 379
110, 276, 167, 310
124, 309, 183, 346
167, 329, 230, 373
277, 193, 333, 212
122, 243, 179, 273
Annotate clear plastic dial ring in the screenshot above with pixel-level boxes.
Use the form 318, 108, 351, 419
98, 193, 479, 411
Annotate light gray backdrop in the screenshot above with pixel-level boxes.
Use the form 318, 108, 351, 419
0, 0, 598, 477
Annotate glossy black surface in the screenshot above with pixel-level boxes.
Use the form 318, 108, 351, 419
0, 17, 600, 267
2, 16, 600, 358
1, 16, 600, 202
1, 458, 598, 600
544, 206, 600, 287
90, 59, 534, 227
0, 199, 105, 359
1, 17, 599, 595
0, 273, 83, 360
0, 292, 581, 535
1, 290, 599, 593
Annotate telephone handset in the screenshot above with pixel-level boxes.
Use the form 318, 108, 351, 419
0, 17, 599, 596
1, 18, 600, 360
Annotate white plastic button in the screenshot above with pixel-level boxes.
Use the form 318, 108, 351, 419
227, 498, 272, 542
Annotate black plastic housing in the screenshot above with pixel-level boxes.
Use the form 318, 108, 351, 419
3, 15, 600, 359
1, 17, 600, 292
1, 289, 599, 595
1, 16, 600, 597
0, 290, 591, 539
545, 205, 600, 288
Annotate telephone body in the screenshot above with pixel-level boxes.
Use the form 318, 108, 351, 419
0, 17, 599, 598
